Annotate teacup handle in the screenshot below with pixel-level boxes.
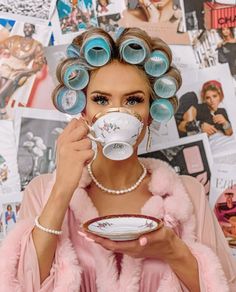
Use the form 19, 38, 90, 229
86, 124, 104, 143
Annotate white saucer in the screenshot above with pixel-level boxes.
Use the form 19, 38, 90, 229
83, 214, 163, 241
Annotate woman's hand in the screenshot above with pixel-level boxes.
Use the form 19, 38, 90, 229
200, 122, 217, 136
143, 0, 160, 23
213, 114, 227, 125
82, 225, 179, 261
54, 118, 94, 195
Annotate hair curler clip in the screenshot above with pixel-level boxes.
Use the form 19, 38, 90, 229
82, 36, 111, 67
150, 96, 178, 123
144, 50, 170, 77
52, 85, 86, 115
66, 44, 80, 58
119, 38, 149, 64
62, 63, 89, 90
153, 67, 182, 98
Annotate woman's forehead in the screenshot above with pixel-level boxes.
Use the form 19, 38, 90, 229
87, 61, 150, 93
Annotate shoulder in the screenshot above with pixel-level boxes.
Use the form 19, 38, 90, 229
180, 175, 206, 211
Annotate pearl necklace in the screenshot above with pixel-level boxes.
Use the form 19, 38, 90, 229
87, 162, 147, 195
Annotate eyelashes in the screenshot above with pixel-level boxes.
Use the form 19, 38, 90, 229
91, 94, 144, 105
126, 96, 144, 104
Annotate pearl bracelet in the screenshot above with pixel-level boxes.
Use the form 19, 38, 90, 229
34, 216, 62, 235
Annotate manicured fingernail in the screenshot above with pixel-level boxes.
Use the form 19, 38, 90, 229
78, 231, 87, 237
84, 236, 95, 242
139, 237, 147, 246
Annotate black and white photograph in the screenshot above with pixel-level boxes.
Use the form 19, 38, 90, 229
0, 0, 57, 24
182, 0, 204, 31
14, 108, 68, 189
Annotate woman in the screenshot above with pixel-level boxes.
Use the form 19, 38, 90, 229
4, 204, 16, 232
119, 0, 189, 44
176, 81, 233, 137
217, 27, 236, 79
0, 27, 235, 291
197, 80, 233, 137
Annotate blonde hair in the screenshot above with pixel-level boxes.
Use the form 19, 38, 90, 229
55, 27, 180, 103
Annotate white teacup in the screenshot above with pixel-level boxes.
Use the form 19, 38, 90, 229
87, 108, 144, 160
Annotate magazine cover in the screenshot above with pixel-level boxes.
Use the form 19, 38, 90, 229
138, 133, 213, 195
209, 163, 236, 257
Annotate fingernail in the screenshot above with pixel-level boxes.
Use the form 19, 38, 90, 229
84, 236, 95, 242
139, 237, 148, 246
78, 231, 87, 237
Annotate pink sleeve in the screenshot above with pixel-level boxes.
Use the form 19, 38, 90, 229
0, 174, 56, 291
182, 175, 236, 292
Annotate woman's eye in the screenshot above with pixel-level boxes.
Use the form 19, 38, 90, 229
92, 95, 108, 105
126, 96, 144, 106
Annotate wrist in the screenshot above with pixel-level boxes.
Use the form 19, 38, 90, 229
164, 234, 189, 264
223, 121, 231, 130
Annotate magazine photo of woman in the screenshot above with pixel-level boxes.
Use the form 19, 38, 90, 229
175, 81, 233, 136
175, 80, 234, 155
217, 27, 236, 80
119, 0, 189, 44
214, 187, 236, 244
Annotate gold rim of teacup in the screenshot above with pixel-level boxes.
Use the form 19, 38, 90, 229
92, 107, 143, 124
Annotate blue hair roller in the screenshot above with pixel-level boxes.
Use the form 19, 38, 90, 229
83, 37, 111, 67
154, 76, 178, 98
144, 50, 170, 77
63, 64, 89, 90
66, 44, 80, 58
53, 86, 86, 115
119, 38, 149, 64
150, 98, 174, 123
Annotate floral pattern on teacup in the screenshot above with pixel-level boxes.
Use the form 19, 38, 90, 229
95, 221, 113, 230
138, 220, 155, 229
98, 121, 120, 138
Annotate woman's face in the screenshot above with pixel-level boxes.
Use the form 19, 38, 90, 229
221, 27, 232, 38
84, 60, 151, 146
151, 0, 172, 9
203, 89, 222, 111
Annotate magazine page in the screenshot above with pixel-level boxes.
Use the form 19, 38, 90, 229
26, 44, 68, 109
139, 133, 213, 195
0, 18, 51, 118
14, 107, 69, 190
0, 0, 57, 25
209, 163, 236, 257
173, 64, 236, 158
119, 0, 189, 45
0, 120, 21, 196
188, 27, 236, 86
51, 0, 98, 45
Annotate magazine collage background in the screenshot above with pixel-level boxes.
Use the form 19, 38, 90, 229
0, 0, 236, 256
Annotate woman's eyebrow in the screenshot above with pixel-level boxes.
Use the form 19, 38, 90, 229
90, 90, 145, 96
